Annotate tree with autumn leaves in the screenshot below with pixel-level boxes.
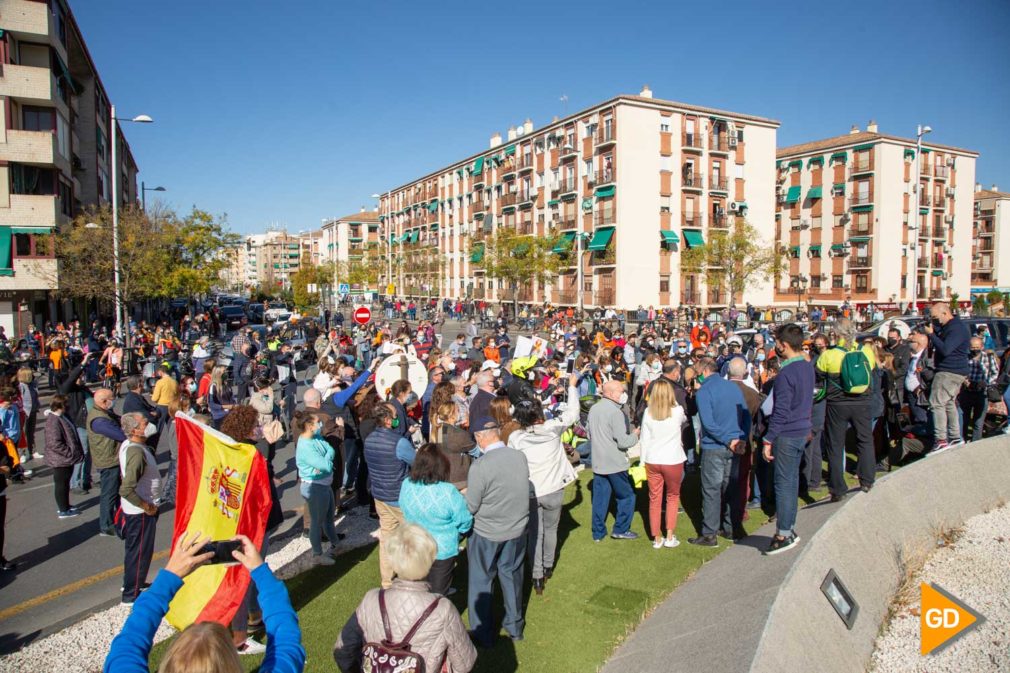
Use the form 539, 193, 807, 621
679, 219, 787, 306
470, 226, 564, 313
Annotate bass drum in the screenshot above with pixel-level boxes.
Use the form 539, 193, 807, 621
876, 319, 911, 340
373, 350, 428, 399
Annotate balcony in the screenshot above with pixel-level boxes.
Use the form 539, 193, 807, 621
851, 160, 873, 174
709, 176, 729, 192
3, 129, 72, 174
0, 64, 60, 107
0, 194, 66, 228
558, 214, 577, 230
933, 196, 947, 208
932, 226, 946, 239
595, 126, 616, 147
471, 198, 486, 213
682, 173, 703, 190
518, 156, 535, 172
595, 290, 615, 306
682, 214, 700, 228
918, 194, 931, 207
518, 192, 534, 207
558, 179, 578, 195
709, 136, 729, 153
596, 212, 616, 227
0, 257, 58, 292
590, 248, 616, 266
518, 222, 534, 235
933, 165, 950, 180
556, 290, 577, 304
920, 164, 931, 176
847, 256, 872, 270
500, 193, 518, 207
917, 257, 930, 268
850, 194, 873, 207
682, 134, 703, 151
682, 291, 699, 304
977, 224, 995, 236
595, 168, 615, 186
560, 143, 579, 160
710, 215, 729, 229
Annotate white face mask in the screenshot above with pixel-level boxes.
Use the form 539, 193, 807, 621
618, 392, 629, 406
144, 422, 158, 438
604, 365, 613, 373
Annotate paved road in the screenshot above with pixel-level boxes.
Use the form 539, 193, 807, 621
0, 318, 482, 653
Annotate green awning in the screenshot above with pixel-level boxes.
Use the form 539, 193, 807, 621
514, 242, 530, 256
456, 169, 464, 178
0, 227, 11, 276
807, 186, 823, 200
830, 151, 848, 162
429, 223, 439, 230
736, 201, 748, 210
788, 160, 802, 168
785, 185, 802, 204
410, 229, 420, 243
502, 205, 516, 213
660, 230, 680, 244
683, 229, 705, 248
904, 149, 915, 159
807, 156, 824, 167
776, 159, 782, 168
472, 157, 485, 174
504, 145, 516, 156
427, 200, 438, 212
849, 236, 871, 243
919, 207, 929, 215
921, 147, 931, 154
833, 182, 846, 193
830, 243, 845, 251
348, 237, 363, 242
852, 205, 873, 213
553, 231, 576, 253
790, 245, 801, 256
931, 270, 944, 277
10, 226, 52, 234
586, 226, 615, 251
474, 212, 486, 219
470, 243, 485, 263
853, 143, 876, 151
595, 185, 615, 198
809, 244, 822, 252
547, 199, 560, 206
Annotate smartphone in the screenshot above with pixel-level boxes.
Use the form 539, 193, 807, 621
199, 539, 242, 565
565, 359, 575, 375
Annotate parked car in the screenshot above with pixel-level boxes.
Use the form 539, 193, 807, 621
220, 305, 247, 331
264, 301, 288, 322
858, 316, 1010, 355
246, 302, 265, 323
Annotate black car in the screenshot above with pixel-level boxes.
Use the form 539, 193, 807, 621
246, 303, 265, 322
220, 305, 247, 331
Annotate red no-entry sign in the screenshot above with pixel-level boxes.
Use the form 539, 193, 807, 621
353, 305, 371, 325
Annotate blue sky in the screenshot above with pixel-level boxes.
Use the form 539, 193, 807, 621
72, 0, 1010, 235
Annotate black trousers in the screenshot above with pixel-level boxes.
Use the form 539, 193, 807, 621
426, 557, 455, 596
52, 465, 73, 512
0, 494, 7, 562
122, 511, 158, 600
823, 402, 874, 495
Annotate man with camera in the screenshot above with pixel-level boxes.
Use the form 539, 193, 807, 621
923, 302, 970, 450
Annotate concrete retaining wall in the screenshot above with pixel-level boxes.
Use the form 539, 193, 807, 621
750, 435, 1010, 673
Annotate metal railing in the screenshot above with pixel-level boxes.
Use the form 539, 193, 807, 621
709, 176, 729, 191
595, 127, 616, 144
709, 136, 729, 152
682, 134, 703, 149
682, 174, 703, 189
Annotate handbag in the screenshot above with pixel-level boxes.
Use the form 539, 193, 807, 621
986, 385, 1003, 404
263, 419, 284, 444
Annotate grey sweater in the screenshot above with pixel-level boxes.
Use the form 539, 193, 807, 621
587, 397, 638, 475
465, 444, 530, 542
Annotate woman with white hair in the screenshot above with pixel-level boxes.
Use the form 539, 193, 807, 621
333, 524, 476, 673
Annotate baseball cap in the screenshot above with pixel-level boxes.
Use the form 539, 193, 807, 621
480, 360, 501, 373
471, 416, 500, 433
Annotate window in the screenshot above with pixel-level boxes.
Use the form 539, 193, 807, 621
810, 247, 822, 259
811, 275, 821, 289
901, 275, 907, 289
832, 275, 844, 289
23, 106, 56, 132
856, 274, 868, 292
854, 212, 870, 233
552, 169, 559, 186
734, 163, 744, 180
584, 160, 593, 179
58, 176, 72, 216
10, 164, 56, 195
660, 155, 671, 172
96, 129, 108, 161
659, 277, 670, 293
660, 122, 670, 133
14, 234, 32, 257
685, 119, 695, 143
713, 162, 722, 183
736, 128, 745, 142
660, 195, 671, 213
790, 247, 800, 259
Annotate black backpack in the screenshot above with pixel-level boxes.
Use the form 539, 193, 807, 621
361, 590, 441, 673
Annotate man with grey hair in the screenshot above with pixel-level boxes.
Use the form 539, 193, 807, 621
587, 380, 640, 541
118, 412, 161, 603
960, 336, 998, 443
466, 417, 530, 646
924, 301, 971, 449
467, 369, 497, 431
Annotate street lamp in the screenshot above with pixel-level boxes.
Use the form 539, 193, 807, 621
790, 274, 809, 316
110, 105, 154, 340
909, 124, 932, 313
140, 182, 166, 212
372, 191, 392, 297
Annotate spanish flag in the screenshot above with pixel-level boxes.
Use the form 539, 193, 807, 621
166, 413, 272, 629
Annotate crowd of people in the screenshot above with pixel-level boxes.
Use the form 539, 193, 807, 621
1, 295, 1006, 672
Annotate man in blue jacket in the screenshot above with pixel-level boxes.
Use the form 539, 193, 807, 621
689, 357, 749, 547
924, 301, 970, 449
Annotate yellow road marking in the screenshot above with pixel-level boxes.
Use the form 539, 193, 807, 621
0, 548, 171, 622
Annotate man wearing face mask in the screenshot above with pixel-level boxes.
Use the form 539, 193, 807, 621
884, 327, 911, 380
118, 412, 162, 603
960, 336, 999, 443
88, 388, 127, 537
586, 380, 640, 541
924, 301, 971, 449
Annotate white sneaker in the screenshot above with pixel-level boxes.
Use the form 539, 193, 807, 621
664, 536, 681, 548
21, 469, 33, 478
652, 538, 664, 549
237, 637, 266, 655
33, 453, 44, 460
312, 554, 335, 566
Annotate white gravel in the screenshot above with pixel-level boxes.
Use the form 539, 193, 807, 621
870, 503, 1010, 673
0, 503, 379, 673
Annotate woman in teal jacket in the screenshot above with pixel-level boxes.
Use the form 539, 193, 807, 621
103, 532, 304, 673
294, 410, 342, 566
399, 443, 473, 595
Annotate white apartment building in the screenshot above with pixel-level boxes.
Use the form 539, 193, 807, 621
774, 123, 977, 312
321, 209, 380, 267
378, 87, 779, 309
0, 0, 139, 333
971, 185, 1010, 296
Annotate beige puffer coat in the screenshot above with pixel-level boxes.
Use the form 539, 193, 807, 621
333, 579, 477, 673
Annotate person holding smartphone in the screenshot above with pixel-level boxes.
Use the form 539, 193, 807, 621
103, 532, 305, 673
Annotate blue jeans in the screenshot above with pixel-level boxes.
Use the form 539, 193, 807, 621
342, 438, 360, 490
467, 532, 526, 644
590, 471, 635, 540
70, 427, 92, 490
300, 481, 338, 555
98, 466, 121, 533
772, 436, 806, 537
700, 447, 736, 536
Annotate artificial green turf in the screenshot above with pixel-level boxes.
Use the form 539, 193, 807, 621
150, 463, 858, 672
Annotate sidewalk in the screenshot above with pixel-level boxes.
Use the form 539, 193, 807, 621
601, 496, 843, 673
